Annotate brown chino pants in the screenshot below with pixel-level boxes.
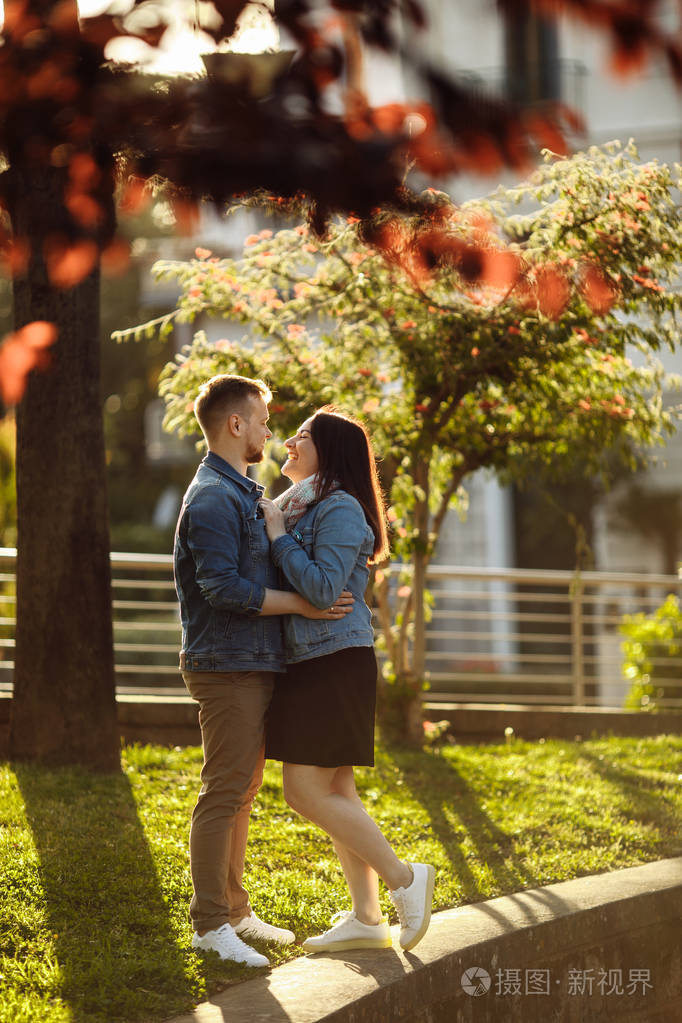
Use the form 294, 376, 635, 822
183, 669, 274, 935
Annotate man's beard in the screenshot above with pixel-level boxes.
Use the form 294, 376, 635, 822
246, 447, 264, 464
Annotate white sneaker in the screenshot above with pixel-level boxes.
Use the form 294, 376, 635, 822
191, 923, 269, 967
389, 862, 435, 951
302, 910, 392, 952
234, 911, 295, 945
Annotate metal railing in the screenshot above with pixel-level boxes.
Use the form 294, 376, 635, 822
457, 59, 587, 114
423, 565, 682, 709
1, 548, 681, 709
0, 549, 182, 699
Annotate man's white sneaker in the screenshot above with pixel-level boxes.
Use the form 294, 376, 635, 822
389, 862, 436, 951
234, 911, 295, 945
191, 923, 269, 966
302, 910, 392, 952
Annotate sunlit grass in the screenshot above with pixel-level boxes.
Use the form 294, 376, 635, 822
1, 735, 681, 1022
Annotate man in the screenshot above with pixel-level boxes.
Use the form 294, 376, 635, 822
174, 374, 351, 966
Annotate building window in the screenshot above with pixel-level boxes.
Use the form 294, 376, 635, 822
504, 9, 560, 104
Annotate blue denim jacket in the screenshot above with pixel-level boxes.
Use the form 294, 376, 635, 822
270, 490, 375, 663
174, 451, 286, 672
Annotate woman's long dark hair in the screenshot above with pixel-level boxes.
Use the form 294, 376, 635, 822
310, 407, 389, 562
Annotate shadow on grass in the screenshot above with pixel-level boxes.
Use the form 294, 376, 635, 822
578, 748, 682, 848
14, 762, 196, 1023
377, 747, 578, 929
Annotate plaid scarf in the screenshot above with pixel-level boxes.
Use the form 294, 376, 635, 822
274, 475, 338, 529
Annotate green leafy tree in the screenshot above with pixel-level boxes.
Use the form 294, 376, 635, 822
129, 141, 682, 742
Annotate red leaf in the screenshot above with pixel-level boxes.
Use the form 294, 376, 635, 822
481, 248, 520, 291
609, 40, 649, 77
69, 153, 100, 189
101, 238, 131, 277
119, 177, 150, 217
536, 265, 571, 319
555, 101, 585, 136
0, 238, 30, 276
581, 264, 618, 314
65, 190, 105, 229
44, 238, 98, 288
459, 134, 504, 176
0, 321, 58, 406
525, 112, 568, 157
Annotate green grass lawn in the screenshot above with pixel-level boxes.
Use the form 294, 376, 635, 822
1, 735, 681, 1023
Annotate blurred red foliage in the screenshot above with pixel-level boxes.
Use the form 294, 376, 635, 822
0, 322, 58, 406
0, 0, 678, 402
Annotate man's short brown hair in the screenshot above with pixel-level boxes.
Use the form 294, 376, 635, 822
194, 374, 272, 439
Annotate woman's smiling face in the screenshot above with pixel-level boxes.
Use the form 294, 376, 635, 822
282, 417, 319, 483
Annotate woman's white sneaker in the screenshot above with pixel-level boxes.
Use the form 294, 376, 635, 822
303, 910, 392, 952
191, 922, 269, 966
389, 862, 435, 951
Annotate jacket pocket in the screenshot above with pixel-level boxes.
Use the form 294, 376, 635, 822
224, 609, 268, 653
285, 615, 329, 652
244, 515, 270, 562
224, 610, 254, 639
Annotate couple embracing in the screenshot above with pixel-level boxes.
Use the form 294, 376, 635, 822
174, 373, 435, 967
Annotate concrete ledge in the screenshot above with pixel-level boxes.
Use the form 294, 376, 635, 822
425, 702, 682, 743
116, 694, 200, 746
2, 691, 682, 749
165, 857, 682, 1023
0, 691, 201, 750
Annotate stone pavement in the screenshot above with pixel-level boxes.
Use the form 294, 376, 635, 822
164, 856, 682, 1023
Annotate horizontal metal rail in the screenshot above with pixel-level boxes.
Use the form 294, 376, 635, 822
1, 547, 682, 710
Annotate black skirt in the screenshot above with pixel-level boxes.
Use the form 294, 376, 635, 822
265, 646, 377, 767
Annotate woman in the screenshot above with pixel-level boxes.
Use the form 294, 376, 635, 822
259, 407, 435, 954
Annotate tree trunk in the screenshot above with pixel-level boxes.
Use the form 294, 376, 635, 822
8, 167, 120, 770
412, 456, 430, 684
397, 455, 431, 747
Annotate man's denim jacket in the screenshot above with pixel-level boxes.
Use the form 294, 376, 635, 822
270, 490, 375, 663
174, 451, 286, 673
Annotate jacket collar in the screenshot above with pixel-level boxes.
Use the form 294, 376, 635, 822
203, 450, 264, 494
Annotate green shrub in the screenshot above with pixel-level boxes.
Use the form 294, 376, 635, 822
0, 416, 16, 547
621, 594, 682, 711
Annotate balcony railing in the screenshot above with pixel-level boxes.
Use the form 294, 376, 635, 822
1, 548, 681, 710
456, 59, 588, 114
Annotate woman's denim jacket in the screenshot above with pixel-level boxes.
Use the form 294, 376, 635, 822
270, 490, 375, 663
174, 451, 286, 673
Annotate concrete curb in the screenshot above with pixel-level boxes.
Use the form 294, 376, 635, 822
164, 857, 682, 1023
2, 692, 681, 748
424, 702, 682, 743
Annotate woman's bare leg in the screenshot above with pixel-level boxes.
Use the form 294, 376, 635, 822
282, 761, 412, 922
329, 767, 382, 923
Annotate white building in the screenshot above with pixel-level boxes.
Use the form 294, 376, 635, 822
353, 1, 682, 579
137, 3, 681, 703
